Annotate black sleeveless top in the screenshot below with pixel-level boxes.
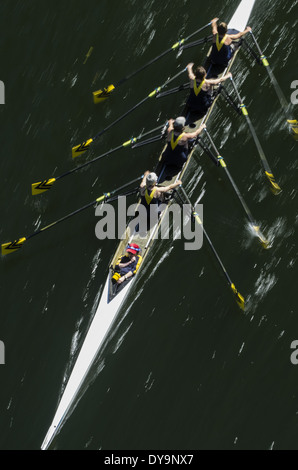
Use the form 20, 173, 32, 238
162, 131, 188, 169
187, 80, 212, 114
210, 34, 232, 66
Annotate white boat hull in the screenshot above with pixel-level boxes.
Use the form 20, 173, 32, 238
229, 0, 255, 31
41, 275, 134, 450
41, 0, 256, 450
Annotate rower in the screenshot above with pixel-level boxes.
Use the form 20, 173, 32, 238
183, 64, 232, 122
139, 171, 182, 229
161, 117, 206, 179
206, 18, 251, 76
112, 243, 142, 285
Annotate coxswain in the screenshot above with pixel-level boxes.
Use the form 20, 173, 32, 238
112, 243, 142, 285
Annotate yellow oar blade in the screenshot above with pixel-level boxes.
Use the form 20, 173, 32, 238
93, 84, 115, 104
2, 238, 26, 256
252, 226, 270, 249
287, 120, 298, 141
265, 171, 282, 195
32, 178, 56, 196
258, 235, 270, 250
72, 138, 93, 159
231, 284, 245, 311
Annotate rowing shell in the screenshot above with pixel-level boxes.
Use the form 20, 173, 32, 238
41, 0, 256, 450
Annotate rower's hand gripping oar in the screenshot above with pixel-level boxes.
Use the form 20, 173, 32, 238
176, 186, 245, 310
93, 22, 211, 104
72, 67, 187, 159
2, 176, 142, 256
248, 30, 298, 139
202, 128, 269, 249
32, 123, 168, 195
229, 76, 281, 195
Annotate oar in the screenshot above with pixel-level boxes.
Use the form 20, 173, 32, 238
156, 83, 189, 99
93, 22, 211, 104
176, 186, 245, 310
2, 177, 141, 256
202, 129, 269, 248
179, 35, 213, 52
249, 30, 298, 138
229, 77, 281, 195
72, 67, 187, 158
32, 124, 167, 195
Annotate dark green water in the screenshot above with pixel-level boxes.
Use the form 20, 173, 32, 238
0, 0, 297, 450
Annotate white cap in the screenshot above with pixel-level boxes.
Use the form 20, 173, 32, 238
146, 172, 158, 186
174, 116, 186, 130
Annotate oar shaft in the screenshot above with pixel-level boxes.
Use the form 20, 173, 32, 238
132, 134, 163, 149
242, 38, 262, 64
36, 177, 140, 240
156, 83, 189, 99
58, 144, 123, 181
249, 31, 289, 113
229, 77, 281, 194
184, 22, 211, 42
113, 22, 211, 87
180, 35, 213, 51
204, 130, 269, 248
249, 31, 263, 57
111, 176, 142, 195
177, 187, 227, 284
28, 200, 99, 241
204, 129, 256, 226
115, 50, 172, 87
243, 115, 271, 172
93, 96, 149, 142
61, 125, 165, 181
93, 68, 186, 142
29, 187, 140, 241
32, 185, 139, 239
77, 68, 186, 156
178, 186, 237, 291
3, 177, 142, 255
230, 76, 242, 104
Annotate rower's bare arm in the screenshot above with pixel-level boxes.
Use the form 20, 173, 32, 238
186, 123, 206, 139
206, 72, 232, 86
229, 26, 252, 39
211, 18, 218, 35
158, 180, 182, 193
167, 119, 174, 133
187, 63, 196, 80
140, 171, 150, 188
